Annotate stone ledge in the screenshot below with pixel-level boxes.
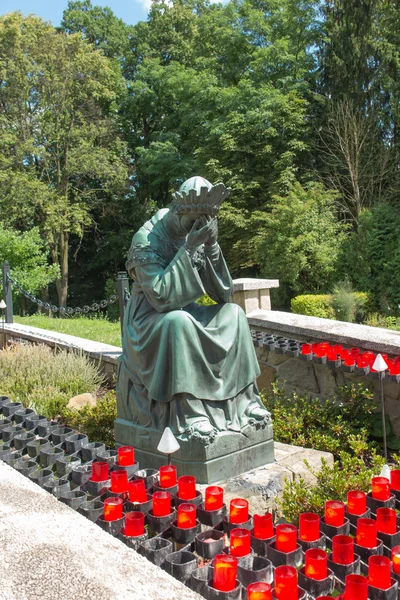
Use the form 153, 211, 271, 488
232, 278, 280, 292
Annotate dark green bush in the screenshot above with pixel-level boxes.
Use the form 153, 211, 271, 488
290, 294, 334, 319
291, 291, 369, 322
62, 392, 117, 448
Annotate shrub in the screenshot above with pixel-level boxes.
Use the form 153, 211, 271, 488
291, 291, 369, 322
0, 343, 104, 416
196, 294, 217, 306
62, 392, 117, 448
290, 294, 334, 319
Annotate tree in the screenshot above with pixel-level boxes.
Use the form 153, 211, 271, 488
0, 13, 129, 306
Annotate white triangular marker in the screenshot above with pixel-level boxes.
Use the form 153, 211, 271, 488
157, 427, 180, 454
380, 464, 391, 480
0, 300, 6, 309
373, 354, 388, 372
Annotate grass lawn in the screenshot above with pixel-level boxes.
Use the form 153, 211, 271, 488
14, 315, 122, 347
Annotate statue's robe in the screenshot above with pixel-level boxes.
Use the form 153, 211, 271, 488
117, 209, 264, 436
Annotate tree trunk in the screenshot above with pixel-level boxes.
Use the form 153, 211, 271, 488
59, 229, 69, 308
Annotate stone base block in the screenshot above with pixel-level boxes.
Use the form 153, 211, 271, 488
114, 418, 275, 484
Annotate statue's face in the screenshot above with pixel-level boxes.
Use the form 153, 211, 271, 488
179, 213, 199, 233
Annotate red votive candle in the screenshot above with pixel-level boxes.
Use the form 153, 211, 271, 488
104, 497, 123, 521
253, 513, 274, 540
325, 500, 345, 526
391, 545, 400, 575
229, 498, 249, 524
299, 512, 320, 542
230, 528, 251, 557
333, 344, 342, 354
213, 554, 238, 592
91, 461, 108, 482
159, 465, 177, 489
152, 491, 171, 517
327, 349, 338, 361
275, 524, 297, 553
376, 507, 397, 534
301, 343, 311, 355
356, 518, 377, 548
332, 535, 354, 565
178, 475, 196, 500
391, 470, 400, 491
117, 445, 135, 466
247, 582, 272, 600
177, 503, 196, 529
344, 574, 368, 600
128, 479, 148, 504
274, 565, 298, 600
305, 548, 328, 581
124, 511, 145, 537
368, 555, 391, 590
372, 477, 391, 500
205, 486, 224, 511
110, 470, 129, 494
347, 490, 367, 515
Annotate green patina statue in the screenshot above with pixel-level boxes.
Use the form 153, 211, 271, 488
116, 176, 271, 446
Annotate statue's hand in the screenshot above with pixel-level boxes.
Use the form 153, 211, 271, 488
186, 216, 213, 250
204, 216, 218, 246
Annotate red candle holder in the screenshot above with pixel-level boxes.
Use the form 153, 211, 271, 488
301, 344, 311, 355
343, 574, 368, 600
104, 497, 123, 521
205, 486, 224, 511
376, 507, 397, 534
333, 344, 342, 355
128, 479, 148, 504
230, 528, 251, 557
275, 523, 297, 553
372, 477, 391, 500
305, 548, 328, 581
274, 565, 298, 599
325, 500, 345, 526
391, 469, 400, 491
229, 498, 249, 524
247, 582, 272, 600
159, 465, 177, 489
91, 461, 108, 482
347, 490, 366, 515
124, 511, 145, 537
356, 518, 377, 548
327, 349, 338, 361
117, 445, 135, 466
213, 554, 238, 592
391, 545, 400, 575
299, 512, 320, 542
177, 503, 197, 529
253, 513, 274, 540
368, 555, 391, 590
110, 470, 129, 494
332, 535, 354, 565
152, 491, 171, 517
177, 475, 196, 500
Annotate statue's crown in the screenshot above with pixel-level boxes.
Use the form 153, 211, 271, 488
171, 176, 230, 216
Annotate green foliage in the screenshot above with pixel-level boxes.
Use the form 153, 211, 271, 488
196, 294, 217, 307
262, 382, 378, 459
290, 294, 334, 319
0, 343, 103, 417
62, 391, 117, 448
291, 290, 369, 322
278, 451, 386, 525
365, 314, 400, 332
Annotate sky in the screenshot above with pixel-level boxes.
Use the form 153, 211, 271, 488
0, 0, 149, 27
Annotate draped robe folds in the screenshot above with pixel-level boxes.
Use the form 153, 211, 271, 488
117, 209, 265, 436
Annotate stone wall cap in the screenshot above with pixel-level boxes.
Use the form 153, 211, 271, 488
233, 278, 279, 291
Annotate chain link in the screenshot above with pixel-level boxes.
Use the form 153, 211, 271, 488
7, 274, 119, 315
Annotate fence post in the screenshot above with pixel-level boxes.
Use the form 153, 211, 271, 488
1, 262, 13, 324
117, 271, 130, 336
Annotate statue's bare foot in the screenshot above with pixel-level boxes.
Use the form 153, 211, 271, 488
186, 419, 217, 444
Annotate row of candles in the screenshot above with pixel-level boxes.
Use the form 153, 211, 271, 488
300, 341, 400, 374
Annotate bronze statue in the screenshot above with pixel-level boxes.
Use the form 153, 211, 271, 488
116, 176, 270, 445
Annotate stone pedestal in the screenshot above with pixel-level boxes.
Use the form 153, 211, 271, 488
114, 418, 274, 484
232, 278, 279, 315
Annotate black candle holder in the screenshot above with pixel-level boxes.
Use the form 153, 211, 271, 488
237, 554, 273, 588
96, 449, 118, 468
42, 475, 70, 495
189, 566, 211, 596
77, 499, 104, 522
163, 550, 198, 584
138, 537, 173, 567
320, 517, 350, 547
345, 509, 371, 534
195, 530, 225, 560
175, 490, 203, 509
37, 420, 59, 438
64, 433, 89, 455
0, 418, 12, 433
327, 554, 360, 587
25, 414, 47, 433
368, 579, 399, 600
56, 454, 81, 477
80, 442, 106, 462
297, 566, 335, 598
112, 461, 140, 479
2, 402, 23, 418
147, 508, 177, 534
354, 540, 384, 575
197, 503, 227, 527
13, 408, 35, 425
266, 541, 303, 568
51, 426, 74, 446
124, 496, 152, 514
0, 443, 12, 458
83, 477, 111, 497
97, 515, 125, 537
132, 468, 159, 489
299, 352, 313, 362
118, 529, 148, 550
28, 467, 54, 487
104, 489, 129, 502
298, 533, 327, 552
152, 482, 178, 496
204, 579, 242, 600
0, 396, 12, 411
27, 438, 51, 458
2, 425, 24, 444
377, 530, 400, 558
13, 458, 38, 476
327, 358, 341, 370
170, 520, 201, 545
71, 464, 93, 487
39, 446, 64, 468
223, 516, 253, 536
1, 449, 22, 464
366, 492, 396, 515
13, 432, 36, 452
250, 534, 275, 556
59, 489, 87, 510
